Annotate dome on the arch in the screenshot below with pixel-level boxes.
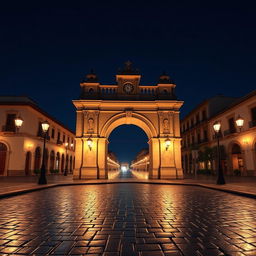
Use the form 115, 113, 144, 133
81, 69, 99, 83
158, 72, 174, 84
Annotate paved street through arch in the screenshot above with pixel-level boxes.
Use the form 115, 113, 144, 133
0, 184, 255, 255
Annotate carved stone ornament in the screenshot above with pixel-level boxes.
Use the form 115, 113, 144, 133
163, 118, 169, 132
88, 118, 94, 132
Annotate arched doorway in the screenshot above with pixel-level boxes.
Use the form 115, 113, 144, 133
184, 155, 188, 173
65, 155, 69, 172
56, 152, 60, 171
0, 143, 8, 175
61, 154, 65, 173
189, 153, 192, 173
108, 124, 149, 179
43, 148, 49, 173
50, 150, 55, 171
25, 151, 31, 175
70, 157, 73, 173
34, 147, 41, 171
231, 143, 244, 172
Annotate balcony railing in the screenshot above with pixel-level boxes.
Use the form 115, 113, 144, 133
57, 140, 63, 145
199, 138, 208, 144
223, 128, 236, 136
249, 120, 256, 128
2, 125, 16, 132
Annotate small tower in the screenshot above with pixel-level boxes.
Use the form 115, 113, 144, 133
80, 70, 100, 99
157, 72, 176, 99
116, 61, 141, 96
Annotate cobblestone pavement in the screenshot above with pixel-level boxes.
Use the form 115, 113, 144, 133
0, 184, 255, 256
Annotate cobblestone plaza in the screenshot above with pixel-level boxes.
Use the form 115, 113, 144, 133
0, 184, 255, 255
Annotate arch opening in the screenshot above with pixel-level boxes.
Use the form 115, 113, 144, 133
108, 124, 149, 179
231, 143, 244, 172
0, 143, 8, 175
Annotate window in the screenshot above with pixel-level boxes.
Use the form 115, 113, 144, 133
196, 114, 199, 124
63, 134, 65, 143
203, 130, 208, 141
191, 118, 194, 127
5, 114, 16, 132
228, 117, 236, 133
51, 128, 55, 139
202, 110, 207, 120
197, 133, 201, 143
250, 107, 256, 127
57, 132, 60, 142
37, 122, 43, 137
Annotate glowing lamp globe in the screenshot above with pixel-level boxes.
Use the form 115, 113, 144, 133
235, 115, 244, 128
41, 120, 50, 133
14, 116, 23, 128
213, 121, 221, 133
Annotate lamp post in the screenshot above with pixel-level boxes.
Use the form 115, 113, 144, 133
14, 116, 23, 132
213, 121, 225, 185
64, 142, 68, 176
235, 115, 244, 132
38, 120, 50, 185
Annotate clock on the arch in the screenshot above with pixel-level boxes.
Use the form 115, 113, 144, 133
123, 83, 134, 94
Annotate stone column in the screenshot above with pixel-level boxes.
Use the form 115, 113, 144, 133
98, 137, 108, 179
148, 138, 160, 179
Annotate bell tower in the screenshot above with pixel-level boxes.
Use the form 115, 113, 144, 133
116, 61, 141, 96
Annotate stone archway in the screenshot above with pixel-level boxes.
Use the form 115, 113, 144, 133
230, 143, 244, 172
99, 113, 157, 179
0, 142, 8, 175
73, 62, 183, 180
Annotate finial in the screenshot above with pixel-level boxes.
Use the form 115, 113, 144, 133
117, 61, 139, 75
125, 60, 132, 70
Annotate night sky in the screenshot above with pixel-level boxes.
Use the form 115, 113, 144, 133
1, 1, 255, 163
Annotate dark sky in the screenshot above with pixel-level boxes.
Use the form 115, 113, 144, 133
1, 1, 255, 163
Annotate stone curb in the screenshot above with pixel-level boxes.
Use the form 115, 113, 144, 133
0, 181, 255, 199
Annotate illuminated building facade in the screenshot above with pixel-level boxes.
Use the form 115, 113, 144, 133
73, 62, 184, 179
0, 97, 75, 176
181, 91, 256, 176
131, 149, 149, 172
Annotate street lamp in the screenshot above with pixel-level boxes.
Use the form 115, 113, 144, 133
38, 120, 50, 185
87, 137, 93, 151
235, 115, 244, 132
14, 116, 23, 132
165, 137, 171, 151
213, 121, 225, 185
64, 142, 68, 176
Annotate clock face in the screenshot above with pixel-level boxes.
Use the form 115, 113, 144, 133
123, 83, 134, 94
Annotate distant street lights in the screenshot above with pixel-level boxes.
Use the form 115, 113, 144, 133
14, 116, 23, 132
213, 121, 225, 185
64, 142, 68, 176
38, 120, 50, 185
